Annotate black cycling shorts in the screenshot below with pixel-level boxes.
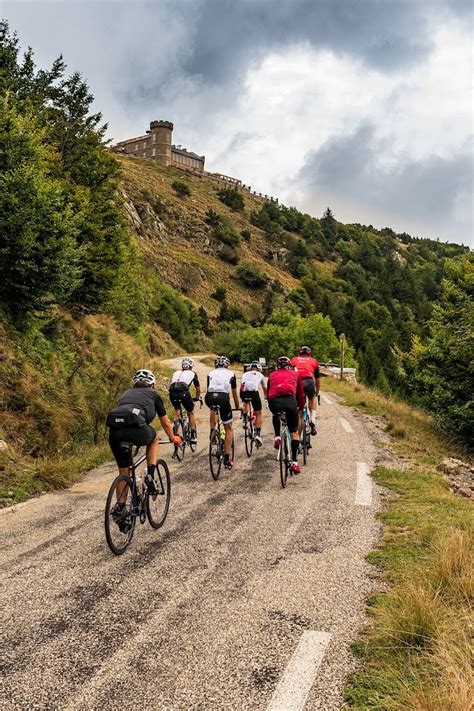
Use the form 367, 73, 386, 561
205, 392, 233, 424
240, 390, 262, 412
109, 425, 156, 468
302, 377, 316, 399
268, 395, 299, 434
170, 390, 194, 413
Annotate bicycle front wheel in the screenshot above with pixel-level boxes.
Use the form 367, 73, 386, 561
209, 429, 223, 480
279, 432, 290, 489
146, 459, 171, 529
105, 474, 136, 555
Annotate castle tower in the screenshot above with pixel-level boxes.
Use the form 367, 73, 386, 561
149, 120, 173, 166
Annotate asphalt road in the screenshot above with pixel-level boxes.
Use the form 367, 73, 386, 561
1, 356, 381, 710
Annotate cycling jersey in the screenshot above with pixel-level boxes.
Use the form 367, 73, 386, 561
115, 388, 166, 424
170, 369, 200, 389
267, 369, 305, 410
207, 368, 237, 393
240, 370, 266, 392
290, 356, 320, 381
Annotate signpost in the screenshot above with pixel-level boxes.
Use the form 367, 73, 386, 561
339, 333, 345, 380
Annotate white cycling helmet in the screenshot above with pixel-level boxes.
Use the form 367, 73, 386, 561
250, 361, 262, 371
182, 357, 194, 370
132, 369, 156, 386
215, 355, 230, 368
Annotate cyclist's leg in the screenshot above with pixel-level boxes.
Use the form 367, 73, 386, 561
224, 422, 233, 455
221, 396, 233, 456
205, 392, 217, 432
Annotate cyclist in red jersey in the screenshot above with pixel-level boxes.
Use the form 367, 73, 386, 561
267, 356, 305, 474
290, 346, 321, 436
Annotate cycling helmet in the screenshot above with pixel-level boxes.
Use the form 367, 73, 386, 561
250, 361, 262, 372
276, 356, 291, 369
299, 346, 312, 355
215, 355, 230, 368
182, 357, 194, 370
132, 369, 156, 386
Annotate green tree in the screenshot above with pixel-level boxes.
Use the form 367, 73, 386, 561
0, 102, 79, 319
217, 186, 245, 211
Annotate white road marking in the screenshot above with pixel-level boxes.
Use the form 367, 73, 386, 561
320, 393, 333, 404
339, 417, 354, 433
355, 462, 372, 506
267, 631, 331, 711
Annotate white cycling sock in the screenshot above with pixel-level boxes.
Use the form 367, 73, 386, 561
310, 410, 317, 424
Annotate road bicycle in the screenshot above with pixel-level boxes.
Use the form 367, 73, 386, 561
241, 397, 257, 457
104, 443, 171, 555
208, 405, 236, 481
173, 398, 202, 461
276, 412, 295, 489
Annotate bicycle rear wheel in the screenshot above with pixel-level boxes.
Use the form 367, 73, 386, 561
105, 474, 136, 555
244, 420, 254, 457
146, 459, 171, 529
209, 428, 223, 480
302, 419, 308, 465
279, 431, 290, 489
173, 419, 185, 461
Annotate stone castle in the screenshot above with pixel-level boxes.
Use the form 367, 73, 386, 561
115, 120, 205, 173
115, 120, 277, 203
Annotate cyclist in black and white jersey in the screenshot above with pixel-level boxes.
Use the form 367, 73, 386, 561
240, 361, 267, 447
169, 357, 201, 443
205, 355, 240, 469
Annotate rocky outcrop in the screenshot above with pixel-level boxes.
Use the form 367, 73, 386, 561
438, 458, 474, 499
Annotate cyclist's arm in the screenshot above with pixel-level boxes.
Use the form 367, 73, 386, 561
193, 372, 201, 399
154, 393, 179, 442
230, 375, 239, 409
296, 376, 305, 410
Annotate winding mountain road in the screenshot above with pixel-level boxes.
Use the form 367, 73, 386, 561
1, 356, 382, 710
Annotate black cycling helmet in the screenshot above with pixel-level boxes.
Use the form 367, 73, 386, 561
299, 346, 312, 355
276, 356, 291, 369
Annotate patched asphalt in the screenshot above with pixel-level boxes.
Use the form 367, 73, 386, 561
1, 356, 382, 710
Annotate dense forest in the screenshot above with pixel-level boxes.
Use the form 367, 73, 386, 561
1, 18, 472, 486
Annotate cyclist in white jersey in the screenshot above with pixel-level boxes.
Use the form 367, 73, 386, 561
240, 361, 267, 447
205, 355, 240, 469
169, 357, 201, 443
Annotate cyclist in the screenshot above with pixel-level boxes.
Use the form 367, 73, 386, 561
107, 369, 181, 504
205, 355, 239, 469
240, 361, 267, 447
169, 357, 201, 444
290, 346, 321, 436
267, 356, 305, 474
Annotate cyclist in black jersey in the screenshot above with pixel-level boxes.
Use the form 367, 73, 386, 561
107, 369, 181, 495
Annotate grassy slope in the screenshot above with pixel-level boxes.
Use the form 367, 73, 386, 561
118, 155, 299, 318
323, 378, 473, 710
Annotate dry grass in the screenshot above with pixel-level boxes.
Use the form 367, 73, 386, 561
332, 379, 474, 709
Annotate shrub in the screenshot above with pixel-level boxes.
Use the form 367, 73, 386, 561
214, 220, 240, 247
205, 208, 222, 227
217, 186, 245, 211
171, 180, 191, 198
235, 260, 268, 288
219, 244, 239, 264
211, 286, 226, 300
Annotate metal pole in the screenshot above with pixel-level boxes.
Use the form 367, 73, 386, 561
340, 333, 345, 380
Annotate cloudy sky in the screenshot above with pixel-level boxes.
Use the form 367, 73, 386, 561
4, 0, 473, 244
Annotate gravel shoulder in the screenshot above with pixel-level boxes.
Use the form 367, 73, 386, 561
1, 357, 383, 710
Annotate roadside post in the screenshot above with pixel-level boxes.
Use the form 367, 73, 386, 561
339, 333, 345, 380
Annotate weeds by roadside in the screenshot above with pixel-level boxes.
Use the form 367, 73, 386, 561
323, 379, 473, 710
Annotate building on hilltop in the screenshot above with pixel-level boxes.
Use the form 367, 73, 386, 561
114, 120, 205, 173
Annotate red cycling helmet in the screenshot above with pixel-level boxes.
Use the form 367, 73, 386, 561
276, 356, 291, 369
299, 346, 312, 355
